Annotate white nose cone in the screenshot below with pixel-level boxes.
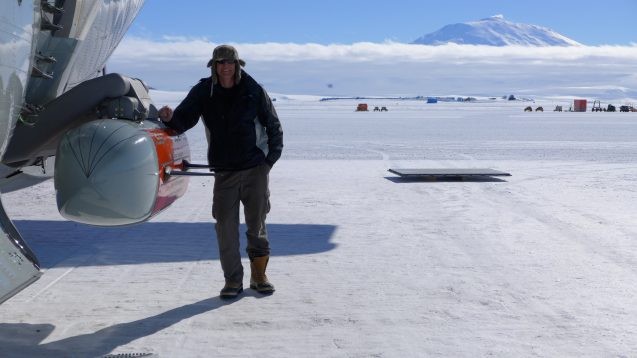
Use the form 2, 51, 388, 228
55, 119, 160, 226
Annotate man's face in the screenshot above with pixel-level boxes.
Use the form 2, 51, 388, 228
216, 60, 236, 83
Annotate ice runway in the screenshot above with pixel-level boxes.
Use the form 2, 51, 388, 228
2, 97, 637, 357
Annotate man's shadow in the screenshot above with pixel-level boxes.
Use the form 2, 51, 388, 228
0, 297, 232, 357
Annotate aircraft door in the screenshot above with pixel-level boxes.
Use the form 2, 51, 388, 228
0, 196, 41, 304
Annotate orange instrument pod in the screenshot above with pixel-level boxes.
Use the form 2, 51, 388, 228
145, 127, 190, 216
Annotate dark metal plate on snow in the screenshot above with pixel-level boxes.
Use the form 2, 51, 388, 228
388, 168, 511, 178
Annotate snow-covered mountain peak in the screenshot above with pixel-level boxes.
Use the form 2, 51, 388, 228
483, 14, 505, 21
412, 15, 582, 46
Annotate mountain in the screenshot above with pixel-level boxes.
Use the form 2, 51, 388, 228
412, 15, 582, 46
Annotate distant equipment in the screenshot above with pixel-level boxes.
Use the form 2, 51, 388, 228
607, 104, 616, 112
427, 97, 438, 104
524, 106, 533, 112
574, 99, 587, 112
591, 100, 603, 112
356, 103, 368, 111
554, 105, 563, 112
536, 106, 544, 112
388, 168, 511, 180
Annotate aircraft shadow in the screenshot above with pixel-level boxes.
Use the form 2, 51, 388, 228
13, 221, 337, 269
0, 296, 243, 357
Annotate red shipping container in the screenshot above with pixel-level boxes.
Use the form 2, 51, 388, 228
574, 99, 587, 112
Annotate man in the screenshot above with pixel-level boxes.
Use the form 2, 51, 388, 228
158, 45, 283, 299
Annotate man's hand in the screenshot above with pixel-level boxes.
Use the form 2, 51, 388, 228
158, 106, 173, 122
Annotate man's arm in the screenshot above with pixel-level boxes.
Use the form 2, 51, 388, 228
259, 88, 283, 167
160, 82, 206, 132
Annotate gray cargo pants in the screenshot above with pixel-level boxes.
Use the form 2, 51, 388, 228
212, 163, 271, 284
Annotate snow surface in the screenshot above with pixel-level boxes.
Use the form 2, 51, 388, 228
412, 15, 582, 46
2, 94, 637, 357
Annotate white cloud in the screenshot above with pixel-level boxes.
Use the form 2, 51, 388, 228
108, 37, 637, 99
114, 37, 637, 63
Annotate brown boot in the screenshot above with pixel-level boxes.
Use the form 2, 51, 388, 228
250, 256, 275, 294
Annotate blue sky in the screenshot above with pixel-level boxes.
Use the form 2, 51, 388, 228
130, 0, 636, 45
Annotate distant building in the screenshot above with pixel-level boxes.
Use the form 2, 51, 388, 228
574, 99, 587, 112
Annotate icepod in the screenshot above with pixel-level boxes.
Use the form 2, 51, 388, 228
55, 119, 190, 226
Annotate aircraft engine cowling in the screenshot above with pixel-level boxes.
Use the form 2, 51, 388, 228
55, 119, 190, 226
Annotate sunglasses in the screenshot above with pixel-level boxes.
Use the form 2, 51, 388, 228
215, 59, 236, 65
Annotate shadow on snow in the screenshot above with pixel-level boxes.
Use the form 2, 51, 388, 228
0, 296, 248, 357
1, 221, 337, 356
14, 220, 338, 269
